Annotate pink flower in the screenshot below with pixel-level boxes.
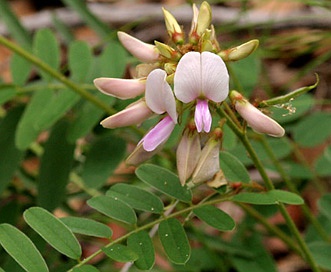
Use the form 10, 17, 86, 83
117, 31, 159, 63
174, 51, 229, 133
140, 69, 178, 151
93, 78, 145, 99
230, 91, 285, 137
100, 99, 153, 129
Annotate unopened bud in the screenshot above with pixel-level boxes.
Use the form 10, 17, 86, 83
126, 141, 161, 166
154, 41, 181, 60
162, 8, 184, 44
94, 77, 145, 99
196, 1, 212, 36
219, 39, 259, 61
176, 129, 201, 186
100, 99, 153, 129
192, 137, 220, 184
230, 90, 285, 137
117, 31, 159, 63
189, 2, 212, 44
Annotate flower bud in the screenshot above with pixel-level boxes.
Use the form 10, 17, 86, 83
176, 128, 201, 186
117, 31, 159, 63
100, 99, 153, 129
154, 41, 181, 61
126, 141, 161, 166
162, 8, 184, 44
230, 91, 285, 137
136, 63, 159, 78
218, 39, 259, 61
189, 1, 212, 43
94, 77, 145, 99
192, 136, 221, 184
196, 1, 212, 36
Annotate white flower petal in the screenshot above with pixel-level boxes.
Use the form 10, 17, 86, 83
94, 77, 145, 99
201, 51, 229, 102
117, 31, 159, 63
145, 69, 177, 122
174, 52, 202, 103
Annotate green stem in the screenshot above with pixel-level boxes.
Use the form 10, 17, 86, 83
238, 203, 301, 254
68, 194, 234, 271
217, 105, 321, 272
260, 136, 330, 242
0, 35, 115, 115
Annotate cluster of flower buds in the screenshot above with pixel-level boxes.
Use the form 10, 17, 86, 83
94, 1, 284, 185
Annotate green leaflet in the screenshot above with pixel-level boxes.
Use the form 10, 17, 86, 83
23, 207, 82, 259
103, 244, 138, 263
194, 205, 235, 231
106, 183, 164, 213
232, 190, 304, 205
60, 217, 112, 238
72, 265, 100, 272
15, 88, 53, 150
127, 231, 155, 270
0, 224, 48, 272
0, 106, 24, 195
81, 134, 126, 189
136, 164, 192, 203
69, 41, 92, 82
33, 29, 60, 81
293, 112, 331, 147
158, 218, 191, 265
87, 195, 137, 225
219, 151, 250, 183
37, 121, 75, 211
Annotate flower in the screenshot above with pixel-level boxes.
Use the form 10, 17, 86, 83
117, 31, 159, 63
192, 135, 221, 184
140, 69, 178, 151
189, 1, 212, 43
230, 91, 285, 137
174, 51, 229, 133
93, 78, 145, 99
176, 126, 201, 185
100, 99, 153, 128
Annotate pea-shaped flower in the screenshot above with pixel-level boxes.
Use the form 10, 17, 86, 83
140, 69, 178, 152
174, 51, 229, 133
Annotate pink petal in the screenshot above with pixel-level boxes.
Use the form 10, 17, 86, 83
235, 101, 285, 137
194, 100, 212, 133
118, 32, 159, 63
100, 100, 153, 128
201, 51, 229, 102
145, 69, 177, 123
174, 52, 202, 103
142, 116, 176, 151
94, 77, 145, 99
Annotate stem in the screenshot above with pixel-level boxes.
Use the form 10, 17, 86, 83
119, 200, 179, 272
260, 136, 330, 242
68, 194, 234, 271
217, 105, 322, 272
238, 203, 301, 254
0, 35, 115, 115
